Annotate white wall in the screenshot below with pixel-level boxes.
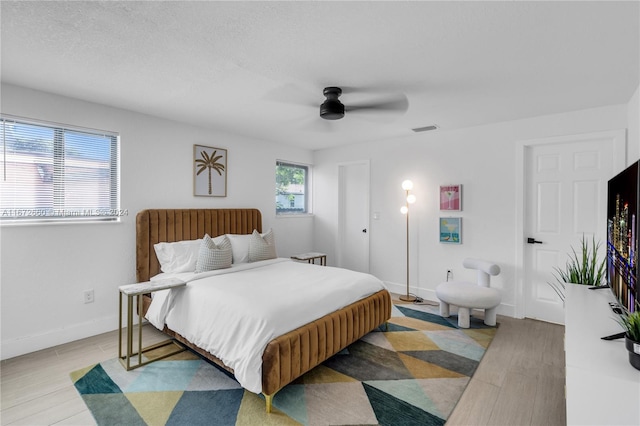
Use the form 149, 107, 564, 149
2, 82, 636, 359
0, 84, 315, 360
628, 84, 640, 163
313, 104, 630, 317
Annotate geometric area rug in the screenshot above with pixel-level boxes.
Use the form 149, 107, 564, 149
70, 302, 497, 426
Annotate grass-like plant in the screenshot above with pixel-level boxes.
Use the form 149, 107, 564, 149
548, 235, 606, 301
616, 305, 640, 342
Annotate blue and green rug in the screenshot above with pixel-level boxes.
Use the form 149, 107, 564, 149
70, 303, 497, 425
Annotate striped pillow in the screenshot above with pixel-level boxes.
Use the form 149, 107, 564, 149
195, 234, 232, 273
248, 229, 277, 262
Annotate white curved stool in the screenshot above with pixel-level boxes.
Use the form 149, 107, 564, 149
435, 258, 501, 328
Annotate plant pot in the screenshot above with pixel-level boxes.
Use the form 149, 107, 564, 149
625, 336, 640, 371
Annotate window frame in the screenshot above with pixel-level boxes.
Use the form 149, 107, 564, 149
1, 114, 121, 225
276, 160, 312, 216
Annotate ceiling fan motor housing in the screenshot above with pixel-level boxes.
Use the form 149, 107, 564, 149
320, 86, 345, 120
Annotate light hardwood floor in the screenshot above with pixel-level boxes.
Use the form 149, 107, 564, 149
447, 313, 566, 425
1, 312, 566, 425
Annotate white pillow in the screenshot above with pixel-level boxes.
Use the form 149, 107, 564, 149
226, 233, 252, 264
154, 239, 201, 273
154, 235, 227, 273
249, 229, 277, 262
195, 234, 232, 273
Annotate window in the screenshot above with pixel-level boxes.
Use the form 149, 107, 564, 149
276, 161, 310, 215
1, 115, 121, 223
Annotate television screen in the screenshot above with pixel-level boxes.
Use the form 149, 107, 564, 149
607, 160, 638, 313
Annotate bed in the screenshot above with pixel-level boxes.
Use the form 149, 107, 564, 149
136, 208, 392, 412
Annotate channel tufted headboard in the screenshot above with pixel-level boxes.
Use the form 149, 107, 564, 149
135, 208, 262, 282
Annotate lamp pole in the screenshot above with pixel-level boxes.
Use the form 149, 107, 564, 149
400, 181, 417, 302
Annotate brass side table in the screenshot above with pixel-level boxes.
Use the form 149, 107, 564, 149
291, 252, 327, 266
118, 278, 186, 370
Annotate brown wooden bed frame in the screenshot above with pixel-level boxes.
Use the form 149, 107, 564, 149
136, 208, 392, 412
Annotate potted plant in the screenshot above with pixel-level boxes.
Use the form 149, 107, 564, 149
615, 305, 640, 370
548, 235, 606, 302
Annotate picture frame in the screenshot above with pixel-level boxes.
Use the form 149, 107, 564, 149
440, 217, 462, 244
194, 144, 227, 197
440, 184, 462, 211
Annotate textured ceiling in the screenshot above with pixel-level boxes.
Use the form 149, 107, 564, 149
1, 1, 639, 150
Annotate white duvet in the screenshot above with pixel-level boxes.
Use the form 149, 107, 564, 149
146, 258, 386, 393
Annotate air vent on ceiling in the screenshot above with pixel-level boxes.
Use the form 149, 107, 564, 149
411, 125, 439, 133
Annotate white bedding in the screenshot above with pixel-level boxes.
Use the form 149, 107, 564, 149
146, 258, 386, 393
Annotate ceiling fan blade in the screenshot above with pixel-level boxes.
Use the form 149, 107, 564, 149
345, 94, 408, 113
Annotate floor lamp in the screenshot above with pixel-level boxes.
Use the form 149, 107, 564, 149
400, 180, 417, 302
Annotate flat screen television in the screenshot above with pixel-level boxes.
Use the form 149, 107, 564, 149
606, 160, 639, 316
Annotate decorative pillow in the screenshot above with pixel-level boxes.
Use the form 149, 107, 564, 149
154, 239, 202, 273
195, 234, 232, 273
248, 228, 277, 262
226, 233, 252, 263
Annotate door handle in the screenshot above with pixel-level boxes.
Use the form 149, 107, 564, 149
362, 229, 367, 233
527, 237, 543, 244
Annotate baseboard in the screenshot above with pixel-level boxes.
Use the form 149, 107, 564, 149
384, 281, 516, 318
385, 281, 439, 304
2, 285, 517, 361
1, 314, 119, 360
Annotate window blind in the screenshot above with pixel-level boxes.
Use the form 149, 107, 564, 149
1, 115, 121, 223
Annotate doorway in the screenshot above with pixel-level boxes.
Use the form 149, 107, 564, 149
338, 161, 370, 273
516, 130, 626, 323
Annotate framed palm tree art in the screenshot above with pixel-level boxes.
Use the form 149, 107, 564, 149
194, 144, 227, 197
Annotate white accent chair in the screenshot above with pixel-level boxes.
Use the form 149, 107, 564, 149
435, 258, 501, 328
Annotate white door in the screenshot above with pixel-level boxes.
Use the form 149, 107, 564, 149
338, 161, 370, 273
522, 131, 626, 324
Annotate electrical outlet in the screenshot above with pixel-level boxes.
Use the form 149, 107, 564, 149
83, 289, 94, 304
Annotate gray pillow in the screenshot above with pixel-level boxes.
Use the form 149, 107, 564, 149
195, 234, 232, 273
248, 229, 277, 262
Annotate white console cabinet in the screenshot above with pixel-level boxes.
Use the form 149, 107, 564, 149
565, 283, 640, 425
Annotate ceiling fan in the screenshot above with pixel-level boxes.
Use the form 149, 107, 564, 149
318, 86, 408, 120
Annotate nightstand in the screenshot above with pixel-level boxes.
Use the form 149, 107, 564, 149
118, 278, 186, 370
291, 252, 327, 266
